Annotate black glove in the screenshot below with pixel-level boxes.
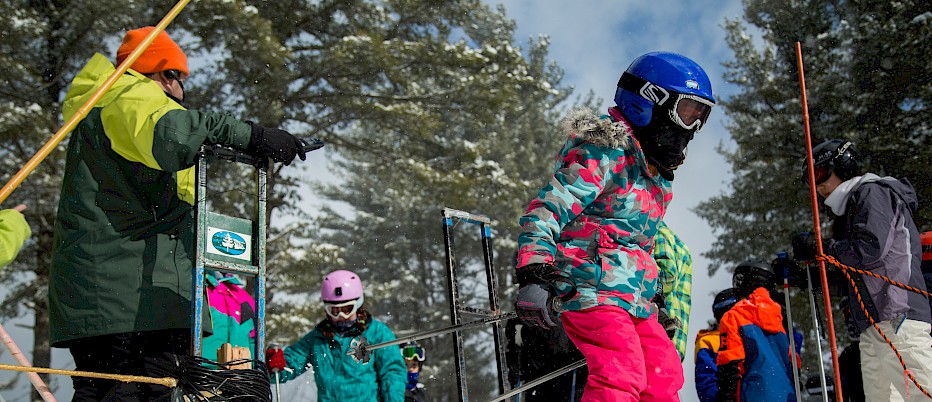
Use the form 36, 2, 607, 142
791, 232, 833, 261
771, 252, 808, 290
514, 264, 577, 329
715, 360, 742, 402
247, 121, 307, 165
655, 304, 680, 339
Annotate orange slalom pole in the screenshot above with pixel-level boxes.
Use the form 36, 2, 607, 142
0, 0, 192, 205
796, 41, 844, 402
0, 323, 56, 402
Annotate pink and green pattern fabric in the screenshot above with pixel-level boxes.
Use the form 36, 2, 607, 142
517, 107, 672, 319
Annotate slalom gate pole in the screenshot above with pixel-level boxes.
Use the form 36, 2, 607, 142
486, 359, 587, 402
0, 323, 56, 402
351, 313, 516, 358
782, 267, 803, 402
796, 41, 844, 401
807, 273, 830, 402
0, 0, 192, 205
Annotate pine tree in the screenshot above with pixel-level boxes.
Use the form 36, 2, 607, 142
292, 26, 578, 402
699, 0, 931, 273
699, 0, 930, 388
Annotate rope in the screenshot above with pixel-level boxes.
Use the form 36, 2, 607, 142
0, 363, 177, 388
816, 254, 932, 399
818, 255, 932, 298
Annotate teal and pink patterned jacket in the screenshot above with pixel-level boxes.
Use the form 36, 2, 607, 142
517, 107, 672, 318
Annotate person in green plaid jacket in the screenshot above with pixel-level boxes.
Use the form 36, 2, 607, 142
651, 220, 693, 361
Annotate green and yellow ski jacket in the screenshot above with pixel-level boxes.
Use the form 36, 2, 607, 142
50, 53, 253, 345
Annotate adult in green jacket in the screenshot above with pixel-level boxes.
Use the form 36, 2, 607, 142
50, 26, 307, 401
266, 270, 406, 402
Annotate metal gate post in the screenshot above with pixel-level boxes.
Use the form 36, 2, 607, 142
191, 145, 269, 363
441, 208, 509, 401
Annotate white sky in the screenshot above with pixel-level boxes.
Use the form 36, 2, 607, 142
0, 2, 748, 401
488, 1, 744, 401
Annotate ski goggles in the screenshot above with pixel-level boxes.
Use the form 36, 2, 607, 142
324, 300, 360, 320
802, 164, 833, 186
401, 344, 426, 361
619, 72, 714, 131
667, 95, 713, 131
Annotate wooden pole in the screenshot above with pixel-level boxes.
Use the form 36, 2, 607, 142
0, 0, 193, 205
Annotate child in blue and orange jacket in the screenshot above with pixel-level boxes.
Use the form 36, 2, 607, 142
715, 261, 796, 402
694, 288, 737, 402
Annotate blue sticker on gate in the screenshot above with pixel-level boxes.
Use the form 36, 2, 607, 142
211, 231, 247, 255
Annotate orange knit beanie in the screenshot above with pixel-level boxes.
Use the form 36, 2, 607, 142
116, 27, 189, 76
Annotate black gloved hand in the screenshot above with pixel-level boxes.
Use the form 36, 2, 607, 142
655, 303, 680, 340
772, 252, 808, 290
247, 121, 307, 165
791, 232, 832, 261
514, 263, 577, 329
515, 283, 558, 329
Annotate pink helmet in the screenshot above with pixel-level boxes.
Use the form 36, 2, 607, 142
321, 270, 364, 303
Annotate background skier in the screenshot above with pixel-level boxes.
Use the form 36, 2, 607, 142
265, 270, 406, 402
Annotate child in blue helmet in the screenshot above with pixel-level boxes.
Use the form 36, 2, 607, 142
514, 51, 715, 401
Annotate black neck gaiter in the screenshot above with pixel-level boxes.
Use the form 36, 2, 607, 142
631, 106, 697, 181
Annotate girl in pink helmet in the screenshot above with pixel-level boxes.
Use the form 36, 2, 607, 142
265, 270, 406, 401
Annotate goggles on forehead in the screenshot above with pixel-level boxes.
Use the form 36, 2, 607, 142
324, 299, 360, 320
619, 72, 714, 132
401, 344, 426, 361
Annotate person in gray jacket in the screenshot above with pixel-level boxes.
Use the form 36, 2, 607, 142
795, 139, 932, 401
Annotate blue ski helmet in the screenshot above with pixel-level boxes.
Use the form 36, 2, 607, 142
614, 52, 716, 129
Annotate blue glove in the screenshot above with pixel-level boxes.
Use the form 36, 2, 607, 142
514, 264, 577, 329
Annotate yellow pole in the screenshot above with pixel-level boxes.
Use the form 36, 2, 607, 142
0, 0, 193, 205
0, 363, 177, 388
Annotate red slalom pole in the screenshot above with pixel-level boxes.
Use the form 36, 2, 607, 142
796, 41, 844, 402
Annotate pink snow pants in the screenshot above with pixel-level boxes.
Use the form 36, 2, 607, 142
561, 305, 683, 402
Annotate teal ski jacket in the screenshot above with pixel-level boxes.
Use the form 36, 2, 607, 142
276, 311, 406, 402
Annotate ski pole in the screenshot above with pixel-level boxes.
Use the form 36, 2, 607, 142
274, 371, 281, 402
779, 252, 803, 402
570, 368, 577, 402
268, 342, 282, 402
0, 0, 192, 205
486, 359, 586, 402
796, 40, 844, 401
807, 271, 830, 402
348, 312, 516, 363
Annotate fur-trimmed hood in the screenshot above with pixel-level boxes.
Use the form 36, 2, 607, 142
559, 107, 633, 149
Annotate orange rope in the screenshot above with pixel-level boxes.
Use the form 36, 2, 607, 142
818, 255, 932, 298
816, 254, 932, 399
